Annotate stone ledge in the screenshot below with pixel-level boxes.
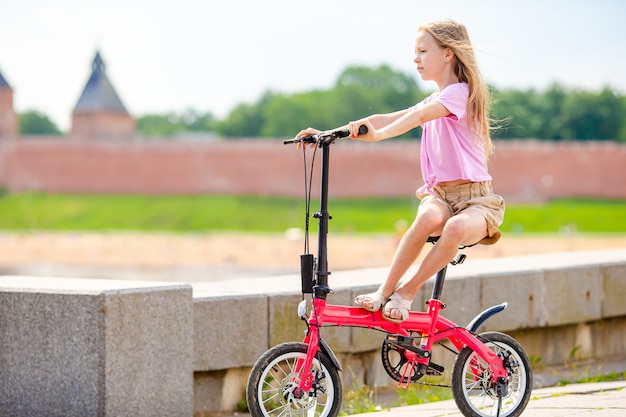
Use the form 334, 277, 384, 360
192, 249, 626, 369
191, 249, 626, 296
0, 276, 193, 417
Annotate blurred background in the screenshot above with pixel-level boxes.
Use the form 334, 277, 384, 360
0, 0, 625, 282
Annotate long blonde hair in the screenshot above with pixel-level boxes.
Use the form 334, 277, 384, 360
419, 20, 494, 158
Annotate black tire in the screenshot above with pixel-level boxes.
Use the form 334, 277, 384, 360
246, 342, 342, 417
451, 332, 532, 417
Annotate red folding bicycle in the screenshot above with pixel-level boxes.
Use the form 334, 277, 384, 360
246, 127, 532, 417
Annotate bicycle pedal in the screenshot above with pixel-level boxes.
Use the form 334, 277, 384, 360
451, 254, 466, 265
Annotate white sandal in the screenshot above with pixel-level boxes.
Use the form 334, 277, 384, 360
354, 292, 386, 312
382, 292, 412, 323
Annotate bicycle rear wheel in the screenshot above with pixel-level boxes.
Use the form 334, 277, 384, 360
246, 342, 342, 417
451, 332, 532, 417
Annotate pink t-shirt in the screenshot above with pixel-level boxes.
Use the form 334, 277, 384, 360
416, 82, 491, 195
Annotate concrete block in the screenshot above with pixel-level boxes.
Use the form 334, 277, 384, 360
268, 291, 352, 352
591, 317, 626, 359
336, 353, 363, 389
602, 264, 626, 318
480, 271, 547, 331
194, 370, 226, 414
509, 325, 580, 365
268, 293, 310, 346
193, 368, 250, 414
193, 294, 267, 370
543, 266, 603, 326
425, 274, 482, 327
349, 320, 387, 354
0, 276, 192, 417
363, 349, 395, 387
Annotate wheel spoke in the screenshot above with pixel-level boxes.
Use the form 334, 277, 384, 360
452, 332, 532, 417
490, 400, 500, 415
248, 343, 341, 417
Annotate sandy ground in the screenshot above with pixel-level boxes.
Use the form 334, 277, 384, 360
0, 231, 625, 282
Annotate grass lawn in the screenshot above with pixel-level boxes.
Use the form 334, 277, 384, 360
0, 192, 625, 234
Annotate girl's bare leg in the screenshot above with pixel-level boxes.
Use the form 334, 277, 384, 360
355, 200, 450, 309
383, 209, 488, 321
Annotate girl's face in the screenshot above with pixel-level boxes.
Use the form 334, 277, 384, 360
413, 30, 450, 83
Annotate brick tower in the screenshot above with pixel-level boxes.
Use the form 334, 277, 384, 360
0, 68, 18, 138
71, 51, 135, 139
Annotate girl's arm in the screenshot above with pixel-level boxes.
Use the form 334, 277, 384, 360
296, 101, 449, 142
349, 101, 450, 142
296, 109, 411, 140
364, 109, 412, 129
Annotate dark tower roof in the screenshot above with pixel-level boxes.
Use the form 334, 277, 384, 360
0, 68, 10, 89
74, 51, 129, 113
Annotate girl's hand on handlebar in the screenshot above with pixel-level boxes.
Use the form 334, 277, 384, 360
296, 127, 321, 138
295, 127, 322, 149
348, 119, 377, 141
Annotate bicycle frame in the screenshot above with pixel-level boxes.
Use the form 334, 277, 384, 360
293, 134, 508, 396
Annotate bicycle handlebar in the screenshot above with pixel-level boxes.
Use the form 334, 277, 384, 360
283, 125, 368, 145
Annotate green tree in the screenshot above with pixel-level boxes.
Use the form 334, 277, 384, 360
136, 113, 181, 137
259, 87, 383, 137
537, 84, 567, 139
18, 110, 61, 135
259, 91, 324, 137
134, 65, 626, 143
619, 95, 626, 142
216, 102, 263, 138
559, 87, 623, 140
492, 88, 540, 138
137, 109, 215, 137
336, 64, 422, 110
179, 109, 216, 132
491, 84, 624, 141
216, 65, 423, 138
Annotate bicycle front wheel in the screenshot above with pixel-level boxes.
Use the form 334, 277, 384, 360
246, 342, 342, 417
451, 332, 532, 417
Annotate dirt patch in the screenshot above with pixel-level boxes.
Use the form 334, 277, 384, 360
1, 231, 625, 282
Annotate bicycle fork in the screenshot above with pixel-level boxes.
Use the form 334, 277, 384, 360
294, 297, 338, 398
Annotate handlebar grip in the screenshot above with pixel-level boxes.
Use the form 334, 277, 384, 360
283, 134, 316, 145
283, 124, 368, 145
332, 125, 369, 138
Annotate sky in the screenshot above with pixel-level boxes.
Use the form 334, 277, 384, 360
1, 0, 625, 131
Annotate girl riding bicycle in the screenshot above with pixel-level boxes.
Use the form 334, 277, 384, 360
296, 20, 505, 323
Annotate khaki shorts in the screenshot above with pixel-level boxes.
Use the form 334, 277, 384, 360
417, 181, 505, 245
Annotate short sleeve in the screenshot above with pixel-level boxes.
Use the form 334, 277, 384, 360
435, 83, 469, 121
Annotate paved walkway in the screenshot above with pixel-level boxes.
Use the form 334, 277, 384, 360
351, 380, 626, 417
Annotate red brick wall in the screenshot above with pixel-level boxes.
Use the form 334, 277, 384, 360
488, 140, 626, 202
0, 137, 624, 203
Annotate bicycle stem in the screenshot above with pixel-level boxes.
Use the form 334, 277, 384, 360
313, 140, 332, 298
